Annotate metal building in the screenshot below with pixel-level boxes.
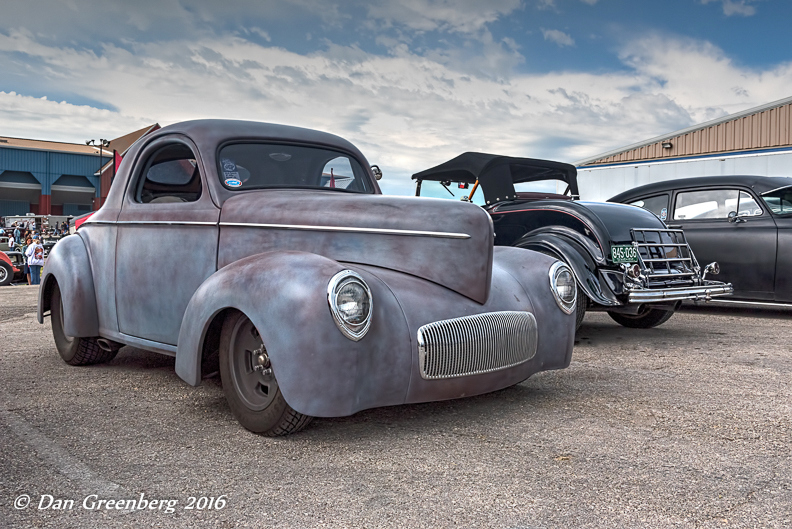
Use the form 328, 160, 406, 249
0, 124, 158, 218
573, 95, 792, 201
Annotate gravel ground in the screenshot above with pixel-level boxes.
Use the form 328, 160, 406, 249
0, 285, 790, 528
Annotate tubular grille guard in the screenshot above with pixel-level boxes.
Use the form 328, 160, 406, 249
417, 311, 538, 380
631, 228, 699, 284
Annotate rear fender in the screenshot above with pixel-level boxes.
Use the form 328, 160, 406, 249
514, 232, 619, 306
38, 234, 100, 337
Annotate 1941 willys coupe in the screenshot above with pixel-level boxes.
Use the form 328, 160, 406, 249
38, 120, 577, 436
413, 153, 734, 330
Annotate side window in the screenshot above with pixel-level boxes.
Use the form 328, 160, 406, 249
629, 194, 669, 221
673, 189, 739, 220
737, 191, 763, 217
136, 143, 202, 204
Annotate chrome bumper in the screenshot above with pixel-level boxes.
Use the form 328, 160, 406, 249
627, 282, 734, 304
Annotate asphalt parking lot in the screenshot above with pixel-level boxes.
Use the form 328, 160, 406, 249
0, 285, 790, 529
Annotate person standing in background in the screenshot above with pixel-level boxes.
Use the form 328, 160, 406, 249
26, 238, 45, 286
21, 237, 33, 285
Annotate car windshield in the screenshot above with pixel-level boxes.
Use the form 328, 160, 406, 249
218, 143, 374, 193
761, 186, 792, 216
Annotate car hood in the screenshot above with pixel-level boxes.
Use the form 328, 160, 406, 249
218, 190, 494, 303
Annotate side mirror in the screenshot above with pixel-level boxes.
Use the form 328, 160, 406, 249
727, 211, 745, 224
371, 165, 382, 180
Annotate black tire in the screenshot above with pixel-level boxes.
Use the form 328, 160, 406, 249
0, 261, 12, 286
574, 286, 587, 331
219, 311, 313, 436
607, 307, 675, 329
51, 283, 119, 365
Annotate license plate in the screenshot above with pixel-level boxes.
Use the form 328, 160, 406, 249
611, 244, 638, 263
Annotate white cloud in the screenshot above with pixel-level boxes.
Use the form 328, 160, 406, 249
1, 29, 791, 195
0, 91, 152, 143
365, 0, 522, 34
701, 0, 757, 17
542, 29, 575, 47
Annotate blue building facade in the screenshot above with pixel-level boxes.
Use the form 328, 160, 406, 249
0, 140, 102, 217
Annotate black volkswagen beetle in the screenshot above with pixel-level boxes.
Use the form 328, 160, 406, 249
610, 175, 792, 305
413, 153, 733, 329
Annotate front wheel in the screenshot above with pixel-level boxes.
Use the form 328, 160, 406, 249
607, 307, 675, 329
51, 283, 120, 365
219, 311, 313, 436
574, 286, 587, 331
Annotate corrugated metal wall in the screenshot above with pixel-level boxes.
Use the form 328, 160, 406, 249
586, 101, 792, 165
0, 147, 101, 194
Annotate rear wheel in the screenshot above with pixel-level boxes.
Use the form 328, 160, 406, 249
607, 306, 675, 329
219, 311, 313, 436
51, 283, 120, 365
0, 262, 12, 286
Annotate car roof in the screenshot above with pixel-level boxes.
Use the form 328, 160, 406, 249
610, 175, 792, 202
412, 152, 578, 206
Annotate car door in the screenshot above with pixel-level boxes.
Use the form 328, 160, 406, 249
115, 136, 220, 346
671, 186, 777, 301
759, 186, 792, 302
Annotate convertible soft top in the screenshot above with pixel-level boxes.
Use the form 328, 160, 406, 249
412, 152, 579, 205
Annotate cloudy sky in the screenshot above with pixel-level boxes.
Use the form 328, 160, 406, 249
1, 0, 791, 195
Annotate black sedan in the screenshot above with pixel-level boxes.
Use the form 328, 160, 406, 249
610, 175, 792, 305
413, 153, 733, 329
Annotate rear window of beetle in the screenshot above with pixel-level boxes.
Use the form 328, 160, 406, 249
217, 143, 374, 193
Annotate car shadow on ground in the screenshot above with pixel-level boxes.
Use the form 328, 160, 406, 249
679, 301, 792, 320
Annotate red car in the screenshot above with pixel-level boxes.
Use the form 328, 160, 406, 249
0, 251, 24, 286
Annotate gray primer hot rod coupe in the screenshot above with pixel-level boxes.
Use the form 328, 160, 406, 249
38, 120, 577, 436
413, 153, 734, 330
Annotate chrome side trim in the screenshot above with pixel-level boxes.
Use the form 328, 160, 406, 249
82, 219, 471, 238
418, 311, 538, 380
219, 222, 471, 239
83, 220, 216, 227
627, 284, 734, 303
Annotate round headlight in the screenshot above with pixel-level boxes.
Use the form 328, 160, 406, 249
549, 261, 577, 314
327, 270, 372, 341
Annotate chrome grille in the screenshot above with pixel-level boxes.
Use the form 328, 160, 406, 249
418, 311, 538, 380
631, 228, 697, 286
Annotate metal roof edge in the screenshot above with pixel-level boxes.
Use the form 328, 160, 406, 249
576, 145, 792, 170
573, 95, 792, 166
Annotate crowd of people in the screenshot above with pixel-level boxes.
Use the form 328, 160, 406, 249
0, 220, 68, 286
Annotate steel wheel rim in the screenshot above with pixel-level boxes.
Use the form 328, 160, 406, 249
228, 317, 278, 411
0, 267, 7, 283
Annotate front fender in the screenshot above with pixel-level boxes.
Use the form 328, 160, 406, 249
514, 232, 620, 306
175, 250, 412, 417
38, 234, 100, 337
